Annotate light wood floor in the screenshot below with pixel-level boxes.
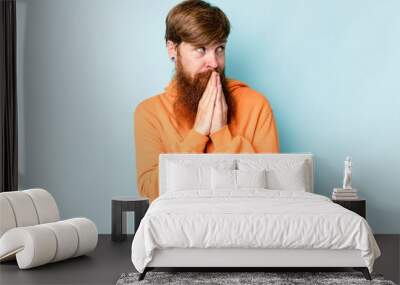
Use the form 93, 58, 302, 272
0, 234, 398, 285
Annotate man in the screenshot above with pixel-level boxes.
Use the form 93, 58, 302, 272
135, 0, 279, 202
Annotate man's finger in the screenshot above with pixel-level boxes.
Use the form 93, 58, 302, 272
200, 72, 216, 100
216, 74, 222, 97
199, 73, 213, 104
219, 86, 223, 115
202, 72, 217, 106
217, 75, 228, 120
210, 84, 218, 109
205, 72, 218, 107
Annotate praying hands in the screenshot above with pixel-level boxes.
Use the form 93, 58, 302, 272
193, 71, 228, 136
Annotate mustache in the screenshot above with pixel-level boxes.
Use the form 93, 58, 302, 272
189, 68, 225, 86
199, 68, 224, 77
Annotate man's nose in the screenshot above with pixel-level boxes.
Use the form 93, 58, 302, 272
205, 53, 218, 69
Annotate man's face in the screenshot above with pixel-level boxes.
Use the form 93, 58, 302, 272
174, 41, 226, 79
172, 41, 231, 129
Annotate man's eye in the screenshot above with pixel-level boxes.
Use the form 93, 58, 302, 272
196, 47, 206, 53
217, 46, 225, 53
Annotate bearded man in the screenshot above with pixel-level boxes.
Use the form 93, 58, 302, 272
134, 0, 280, 202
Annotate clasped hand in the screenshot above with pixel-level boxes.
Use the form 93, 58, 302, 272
193, 71, 228, 136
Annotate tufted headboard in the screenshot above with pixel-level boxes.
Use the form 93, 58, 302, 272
159, 153, 314, 195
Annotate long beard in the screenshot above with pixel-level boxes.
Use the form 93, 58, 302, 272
173, 58, 234, 129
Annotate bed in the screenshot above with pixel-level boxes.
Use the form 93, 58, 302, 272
131, 153, 380, 281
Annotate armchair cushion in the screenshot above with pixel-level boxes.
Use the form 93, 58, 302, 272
0, 189, 97, 269
0, 218, 97, 269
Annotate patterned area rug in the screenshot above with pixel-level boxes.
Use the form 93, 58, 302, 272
116, 271, 396, 285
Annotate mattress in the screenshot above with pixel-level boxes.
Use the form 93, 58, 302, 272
131, 189, 380, 273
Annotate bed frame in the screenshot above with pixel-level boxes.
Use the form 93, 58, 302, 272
138, 153, 372, 281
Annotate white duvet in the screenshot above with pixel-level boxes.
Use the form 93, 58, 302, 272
131, 190, 380, 273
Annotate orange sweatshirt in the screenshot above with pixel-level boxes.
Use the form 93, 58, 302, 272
134, 79, 280, 202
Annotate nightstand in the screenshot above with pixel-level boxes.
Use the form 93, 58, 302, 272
332, 198, 366, 219
111, 197, 149, 242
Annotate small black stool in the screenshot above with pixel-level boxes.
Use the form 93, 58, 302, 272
111, 197, 149, 242
332, 198, 366, 219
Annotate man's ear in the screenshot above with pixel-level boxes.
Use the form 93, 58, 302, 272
167, 40, 178, 61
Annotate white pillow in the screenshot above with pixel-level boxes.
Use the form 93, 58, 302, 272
167, 160, 235, 192
267, 163, 307, 191
167, 162, 210, 191
237, 169, 267, 188
211, 168, 267, 190
211, 168, 236, 190
237, 159, 309, 191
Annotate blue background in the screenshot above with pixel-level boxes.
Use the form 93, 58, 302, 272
16, 0, 400, 233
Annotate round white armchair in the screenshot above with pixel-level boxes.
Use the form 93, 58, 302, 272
0, 188, 98, 269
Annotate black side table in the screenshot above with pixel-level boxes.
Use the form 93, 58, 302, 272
112, 197, 149, 242
332, 198, 366, 219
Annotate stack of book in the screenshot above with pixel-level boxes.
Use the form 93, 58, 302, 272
332, 188, 358, 200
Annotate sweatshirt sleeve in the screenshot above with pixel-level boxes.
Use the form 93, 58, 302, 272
134, 104, 209, 202
177, 129, 210, 153
209, 103, 280, 153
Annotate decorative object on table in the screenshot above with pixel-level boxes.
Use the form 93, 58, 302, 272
0, 188, 98, 269
112, 197, 149, 242
116, 271, 394, 285
332, 156, 359, 200
343, 156, 353, 190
